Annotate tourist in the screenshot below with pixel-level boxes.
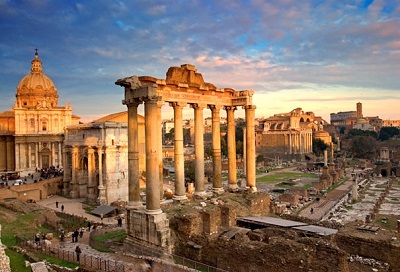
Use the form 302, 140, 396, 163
87, 221, 92, 231
61, 204, 64, 212
79, 228, 84, 238
55, 201, 58, 208
310, 208, 314, 214
34, 234, 40, 247
100, 213, 104, 222
117, 216, 122, 227
73, 229, 79, 242
75, 245, 82, 262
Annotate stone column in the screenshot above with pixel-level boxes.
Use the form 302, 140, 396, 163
145, 96, 162, 214
157, 101, 164, 202
28, 143, 31, 168
170, 102, 187, 201
243, 127, 246, 175
35, 143, 39, 169
97, 146, 107, 204
62, 147, 69, 195
51, 142, 56, 166
244, 105, 256, 191
87, 147, 96, 203
226, 106, 237, 190
14, 143, 20, 171
192, 103, 206, 196
324, 150, 328, 167
58, 142, 62, 168
71, 146, 79, 198
209, 105, 223, 192
125, 100, 142, 209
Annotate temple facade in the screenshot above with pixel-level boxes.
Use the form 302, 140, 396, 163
0, 51, 80, 176
256, 108, 331, 157
63, 111, 145, 204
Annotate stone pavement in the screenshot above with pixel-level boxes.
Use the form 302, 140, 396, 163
299, 177, 353, 221
37, 195, 120, 225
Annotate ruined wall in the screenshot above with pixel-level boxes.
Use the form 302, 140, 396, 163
173, 226, 350, 272
0, 177, 62, 201
0, 226, 11, 272
335, 232, 400, 270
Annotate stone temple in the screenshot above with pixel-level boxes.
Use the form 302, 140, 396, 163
116, 64, 257, 253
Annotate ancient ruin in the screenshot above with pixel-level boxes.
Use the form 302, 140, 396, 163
116, 64, 257, 252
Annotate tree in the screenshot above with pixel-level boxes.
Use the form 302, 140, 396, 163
351, 135, 378, 159
379, 126, 400, 141
312, 138, 328, 156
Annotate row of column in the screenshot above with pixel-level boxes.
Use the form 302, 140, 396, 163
125, 96, 257, 214
286, 131, 312, 154
15, 141, 63, 170
0, 136, 14, 172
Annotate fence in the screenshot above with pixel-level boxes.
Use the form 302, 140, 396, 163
16, 237, 125, 272
16, 235, 227, 272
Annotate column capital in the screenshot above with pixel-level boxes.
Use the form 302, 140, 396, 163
208, 104, 222, 111
123, 98, 142, 107
243, 104, 256, 110
224, 105, 237, 111
144, 95, 162, 104
191, 103, 207, 110
169, 101, 187, 108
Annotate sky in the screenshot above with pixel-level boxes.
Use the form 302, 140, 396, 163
0, 0, 399, 123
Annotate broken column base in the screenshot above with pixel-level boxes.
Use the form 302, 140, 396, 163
124, 209, 172, 256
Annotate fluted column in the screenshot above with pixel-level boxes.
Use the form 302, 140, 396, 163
71, 146, 79, 198
14, 143, 20, 171
35, 143, 39, 169
209, 105, 223, 192
226, 106, 237, 190
28, 143, 32, 168
51, 142, 56, 166
145, 96, 162, 214
244, 105, 256, 191
97, 146, 107, 204
62, 147, 70, 195
87, 147, 96, 203
125, 100, 142, 209
170, 102, 187, 201
192, 103, 206, 196
157, 101, 164, 202
58, 142, 63, 168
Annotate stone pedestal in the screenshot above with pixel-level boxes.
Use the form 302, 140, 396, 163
125, 209, 171, 254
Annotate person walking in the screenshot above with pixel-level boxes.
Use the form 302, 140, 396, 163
75, 245, 82, 262
117, 216, 122, 227
73, 229, 79, 242
61, 204, 64, 212
87, 221, 92, 231
55, 201, 59, 208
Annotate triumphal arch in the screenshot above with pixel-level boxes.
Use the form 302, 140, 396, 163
116, 64, 256, 252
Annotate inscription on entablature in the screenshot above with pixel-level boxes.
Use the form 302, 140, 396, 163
163, 92, 201, 101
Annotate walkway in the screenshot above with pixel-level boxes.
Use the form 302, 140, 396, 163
299, 177, 353, 221
37, 195, 118, 225
36, 195, 151, 271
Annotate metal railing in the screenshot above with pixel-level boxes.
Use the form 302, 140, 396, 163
16, 237, 125, 272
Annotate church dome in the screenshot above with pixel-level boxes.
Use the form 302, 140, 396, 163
15, 50, 58, 108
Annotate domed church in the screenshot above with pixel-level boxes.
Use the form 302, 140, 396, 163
0, 50, 80, 176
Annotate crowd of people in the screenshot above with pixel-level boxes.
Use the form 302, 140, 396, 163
39, 166, 64, 179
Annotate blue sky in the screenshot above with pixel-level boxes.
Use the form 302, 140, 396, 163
0, 0, 399, 122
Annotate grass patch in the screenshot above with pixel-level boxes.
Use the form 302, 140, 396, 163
6, 248, 31, 272
256, 172, 318, 184
92, 230, 127, 252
